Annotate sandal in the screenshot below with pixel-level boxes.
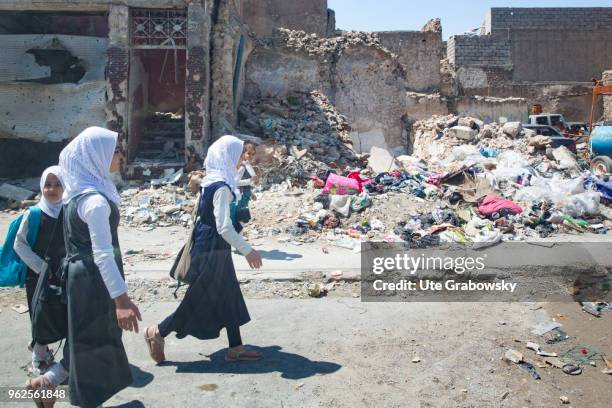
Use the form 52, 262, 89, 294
26, 377, 56, 408
225, 346, 263, 362
144, 325, 166, 364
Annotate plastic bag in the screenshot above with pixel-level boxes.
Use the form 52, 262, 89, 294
497, 151, 528, 168
329, 195, 351, 217
472, 230, 503, 249
561, 192, 600, 217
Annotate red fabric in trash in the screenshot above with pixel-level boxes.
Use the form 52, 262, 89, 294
478, 195, 522, 217
346, 171, 365, 193
426, 174, 442, 187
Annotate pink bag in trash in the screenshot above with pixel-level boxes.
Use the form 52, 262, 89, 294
322, 173, 360, 195
478, 195, 522, 217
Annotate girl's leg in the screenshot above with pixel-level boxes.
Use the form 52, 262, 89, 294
227, 325, 243, 348
226, 326, 262, 361
158, 312, 175, 338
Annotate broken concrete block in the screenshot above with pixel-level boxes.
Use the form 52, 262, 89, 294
527, 135, 552, 148
448, 126, 478, 141
0, 183, 36, 201
368, 146, 398, 173
502, 122, 522, 138
458, 116, 483, 130
479, 125, 494, 139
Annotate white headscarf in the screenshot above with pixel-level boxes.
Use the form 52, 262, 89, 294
59, 126, 121, 205
201, 135, 244, 199
38, 165, 64, 218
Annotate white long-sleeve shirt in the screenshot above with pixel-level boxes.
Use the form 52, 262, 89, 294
213, 186, 253, 256
77, 195, 128, 299
14, 209, 47, 274
236, 163, 256, 187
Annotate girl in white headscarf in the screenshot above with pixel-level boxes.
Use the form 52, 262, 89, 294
14, 165, 66, 374
145, 135, 263, 363
27, 127, 141, 408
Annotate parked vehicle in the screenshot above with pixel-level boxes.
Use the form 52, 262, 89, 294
522, 124, 577, 152
528, 114, 567, 130
590, 122, 612, 174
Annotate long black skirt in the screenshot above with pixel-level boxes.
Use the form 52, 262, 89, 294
161, 237, 250, 340
61, 258, 132, 408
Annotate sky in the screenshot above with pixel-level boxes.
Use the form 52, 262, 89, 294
327, 0, 612, 39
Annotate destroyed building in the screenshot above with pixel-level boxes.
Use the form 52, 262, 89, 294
0, 1, 611, 178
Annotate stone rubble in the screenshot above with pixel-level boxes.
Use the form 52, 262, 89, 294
260, 28, 393, 59
238, 90, 366, 186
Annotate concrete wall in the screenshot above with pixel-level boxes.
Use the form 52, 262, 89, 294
447, 35, 511, 68
510, 29, 612, 82
243, 48, 322, 99
0, 34, 107, 142
451, 7, 612, 83
485, 7, 612, 33
241, 0, 330, 38
335, 45, 406, 152
376, 31, 441, 92
455, 96, 528, 124
405, 92, 449, 122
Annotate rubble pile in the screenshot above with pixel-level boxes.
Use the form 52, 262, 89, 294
239, 90, 364, 186
243, 113, 612, 247
260, 28, 391, 58
119, 184, 197, 228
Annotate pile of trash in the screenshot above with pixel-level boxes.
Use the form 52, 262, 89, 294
244, 113, 612, 247
238, 90, 365, 186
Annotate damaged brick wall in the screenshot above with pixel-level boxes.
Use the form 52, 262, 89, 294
376, 31, 442, 93
185, 2, 210, 158
210, 0, 247, 139
105, 5, 129, 167
243, 31, 408, 151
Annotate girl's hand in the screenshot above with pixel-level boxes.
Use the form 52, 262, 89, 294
245, 250, 263, 269
115, 293, 142, 333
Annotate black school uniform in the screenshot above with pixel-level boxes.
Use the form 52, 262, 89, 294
25, 210, 65, 345
59, 193, 132, 408
158, 181, 251, 340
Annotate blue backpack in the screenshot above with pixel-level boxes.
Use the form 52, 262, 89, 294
0, 206, 42, 287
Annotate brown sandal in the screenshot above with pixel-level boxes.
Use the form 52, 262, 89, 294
144, 326, 166, 363
225, 346, 263, 362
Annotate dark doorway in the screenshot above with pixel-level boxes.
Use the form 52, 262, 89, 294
128, 49, 186, 171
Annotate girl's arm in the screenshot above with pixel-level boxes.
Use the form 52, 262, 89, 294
213, 187, 253, 255
13, 209, 47, 274
78, 195, 128, 299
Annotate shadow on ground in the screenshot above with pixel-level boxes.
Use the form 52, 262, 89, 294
164, 345, 341, 379
129, 364, 154, 388
256, 250, 303, 261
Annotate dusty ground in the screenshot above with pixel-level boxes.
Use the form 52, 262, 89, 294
0, 213, 610, 407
